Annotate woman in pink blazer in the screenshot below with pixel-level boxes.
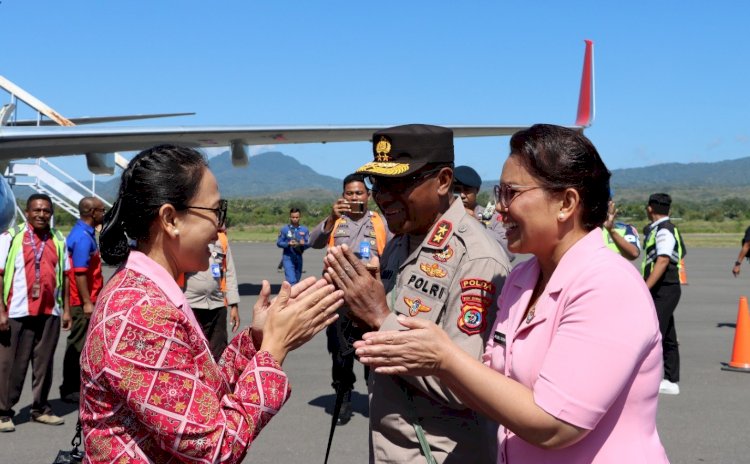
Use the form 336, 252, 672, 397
354, 125, 669, 463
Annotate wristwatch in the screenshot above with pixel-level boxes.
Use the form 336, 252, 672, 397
735, 261, 742, 266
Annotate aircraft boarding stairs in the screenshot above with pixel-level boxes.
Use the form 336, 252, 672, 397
5, 157, 111, 220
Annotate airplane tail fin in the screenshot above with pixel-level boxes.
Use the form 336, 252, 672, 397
575, 39, 595, 128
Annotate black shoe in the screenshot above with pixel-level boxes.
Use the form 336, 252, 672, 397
61, 392, 80, 404
336, 391, 353, 426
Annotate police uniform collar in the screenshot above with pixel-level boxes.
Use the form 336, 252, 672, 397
419, 200, 464, 251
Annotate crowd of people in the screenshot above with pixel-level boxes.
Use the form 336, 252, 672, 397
0, 123, 703, 462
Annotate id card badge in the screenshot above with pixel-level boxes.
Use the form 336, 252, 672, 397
210, 263, 221, 278
31, 280, 41, 299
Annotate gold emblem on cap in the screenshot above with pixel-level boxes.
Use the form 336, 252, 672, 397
375, 136, 392, 162
356, 162, 410, 176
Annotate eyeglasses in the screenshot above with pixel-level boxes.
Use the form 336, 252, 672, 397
365, 166, 445, 194
493, 183, 541, 209
184, 199, 228, 228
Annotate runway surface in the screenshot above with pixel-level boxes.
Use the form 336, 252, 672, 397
4, 244, 749, 463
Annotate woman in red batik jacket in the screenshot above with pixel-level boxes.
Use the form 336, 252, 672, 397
80, 145, 343, 463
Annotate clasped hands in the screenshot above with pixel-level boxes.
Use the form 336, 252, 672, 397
323, 244, 453, 377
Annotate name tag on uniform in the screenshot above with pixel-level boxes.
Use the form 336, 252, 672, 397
493, 331, 506, 347
210, 263, 221, 278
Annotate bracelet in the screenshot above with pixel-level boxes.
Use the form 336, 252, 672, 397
735, 261, 742, 266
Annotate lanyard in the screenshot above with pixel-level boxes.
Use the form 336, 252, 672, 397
27, 227, 48, 281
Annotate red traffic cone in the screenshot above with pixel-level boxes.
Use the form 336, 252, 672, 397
721, 296, 750, 373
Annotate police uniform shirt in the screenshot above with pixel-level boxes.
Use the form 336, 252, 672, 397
370, 199, 511, 464
309, 211, 391, 259
473, 204, 514, 262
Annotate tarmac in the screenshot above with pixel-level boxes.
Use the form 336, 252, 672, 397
3, 243, 749, 463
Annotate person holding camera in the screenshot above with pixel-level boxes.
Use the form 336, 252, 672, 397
309, 173, 392, 425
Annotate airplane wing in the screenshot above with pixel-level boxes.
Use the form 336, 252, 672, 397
0, 124, 539, 159
8, 112, 196, 126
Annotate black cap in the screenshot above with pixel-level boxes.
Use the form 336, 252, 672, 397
356, 124, 454, 177
453, 165, 482, 189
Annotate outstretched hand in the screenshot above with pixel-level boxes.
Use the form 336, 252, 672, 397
353, 316, 454, 376
324, 244, 390, 329
260, 280, 343, 365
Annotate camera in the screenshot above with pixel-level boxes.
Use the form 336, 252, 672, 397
349, 201, 364, 213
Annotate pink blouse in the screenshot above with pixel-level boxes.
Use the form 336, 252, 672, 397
483, 230, 669, 463
80, 251, 290, 463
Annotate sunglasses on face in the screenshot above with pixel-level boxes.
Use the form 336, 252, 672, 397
184, 199, 228, 228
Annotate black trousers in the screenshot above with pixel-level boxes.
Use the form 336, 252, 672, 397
651, 282, 681, 383
60, 306, 90, 397
192, 306, 228, 362
0, 315, 60, 418
326, 315, 368, 392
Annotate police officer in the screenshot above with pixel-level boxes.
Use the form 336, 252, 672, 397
453, 165, 514, 261
309, 173, 392, 425
642, 193, 685, 395
324, 124, 510, 463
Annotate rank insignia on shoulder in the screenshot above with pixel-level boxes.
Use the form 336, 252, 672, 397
460, 278, 496, 295
419, 262, 447, 278
428, 220, 452, 248
432, 245, 454, 262
404, 297, 432, 316
458, 304, 486, 335
461, 293, 493, 308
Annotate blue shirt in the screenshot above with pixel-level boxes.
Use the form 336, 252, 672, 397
277, 224, 311, 255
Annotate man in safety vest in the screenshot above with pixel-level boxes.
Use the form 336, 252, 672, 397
602, 200, 641, 260
642, 193, 685, 395
0, 193, 70, 431
182, 229, 241, 362
309, 173, 392, 425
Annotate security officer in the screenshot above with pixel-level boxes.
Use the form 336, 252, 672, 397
453, 165, 514, 261
309, 173, 392, 425
642, 193, 685, 395
324, 124, 510, 463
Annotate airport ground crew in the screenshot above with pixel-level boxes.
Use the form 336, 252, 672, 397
642, 193, 685, 395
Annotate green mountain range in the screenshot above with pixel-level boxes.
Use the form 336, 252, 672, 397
14, 152, 750, 203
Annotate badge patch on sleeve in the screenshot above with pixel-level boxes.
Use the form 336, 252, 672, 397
428, 220, 452, 248
460, 278, 496, 294
458, 304, 486, 335
403, 297, 432, 316
419, 262, 447, 278
432, 245, 454, 262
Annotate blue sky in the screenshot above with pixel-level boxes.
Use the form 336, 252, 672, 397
2, 1, 749, 184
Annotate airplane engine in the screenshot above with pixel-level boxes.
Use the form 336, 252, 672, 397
230, 140, 249, 167
85, 152, 116, 175
0, 176, 17, 231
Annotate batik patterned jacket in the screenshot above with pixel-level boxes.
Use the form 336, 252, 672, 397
80, 251, 290, 463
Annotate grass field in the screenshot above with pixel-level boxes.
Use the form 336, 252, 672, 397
224, 225, 744, 248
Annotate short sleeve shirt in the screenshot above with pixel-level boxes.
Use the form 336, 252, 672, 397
67, 219, 103, 306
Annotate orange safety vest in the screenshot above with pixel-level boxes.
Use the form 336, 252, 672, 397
327, 211, 387, 256
177, 232, 229, 301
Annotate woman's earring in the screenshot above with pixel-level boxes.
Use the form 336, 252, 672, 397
558, 213, 565, 220
174, 229, 180, 236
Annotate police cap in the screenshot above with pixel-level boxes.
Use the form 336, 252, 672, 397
453, 165, 482, 189
356, 124, 454, 177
